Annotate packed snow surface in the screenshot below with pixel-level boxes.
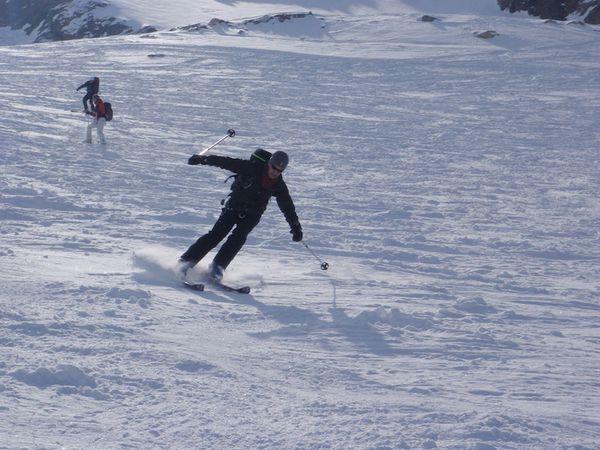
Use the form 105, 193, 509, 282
1, 0, 599, 449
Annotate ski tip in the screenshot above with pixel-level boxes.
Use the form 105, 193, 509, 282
211, 281, 251, 294
183, 281, 205, 291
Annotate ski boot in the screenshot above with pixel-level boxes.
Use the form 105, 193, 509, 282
209, 262, 224, 282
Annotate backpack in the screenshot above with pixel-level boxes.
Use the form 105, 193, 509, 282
250, 148, 272, 164
228, 148, 272, 187
104, 102, 113, 121
222, 148, 272, 206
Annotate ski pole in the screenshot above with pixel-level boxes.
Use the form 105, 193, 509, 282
195, 128, 236, 156
301, 241, 329, 271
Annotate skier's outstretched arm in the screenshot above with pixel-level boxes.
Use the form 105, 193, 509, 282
187, 155, 249, 174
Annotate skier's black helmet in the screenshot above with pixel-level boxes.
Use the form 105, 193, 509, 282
268, 151, 289, 171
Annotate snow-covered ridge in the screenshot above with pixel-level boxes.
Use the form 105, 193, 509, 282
1, 0, 378, 45
2, 0, 600, 46
176, 12, 327, 40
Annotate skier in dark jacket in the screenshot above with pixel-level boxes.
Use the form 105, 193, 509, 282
76, 77, 100, 112
178, 150, 303, 281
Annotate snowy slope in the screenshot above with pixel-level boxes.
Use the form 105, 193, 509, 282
1, 0, 600, 449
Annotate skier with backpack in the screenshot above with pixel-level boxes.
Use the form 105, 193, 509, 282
85, 94, 109, 144
178, 148, 303, 282
76, 77, 100, 112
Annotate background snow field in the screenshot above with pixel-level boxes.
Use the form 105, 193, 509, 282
1, 1, 600, 449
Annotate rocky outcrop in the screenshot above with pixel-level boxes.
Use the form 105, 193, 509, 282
497, 0, 600, 24
177, 12, 321, 34
0, 0, 156, 43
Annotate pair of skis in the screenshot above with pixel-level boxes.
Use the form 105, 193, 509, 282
183, 279, 251, 294
181, 128, 249, 295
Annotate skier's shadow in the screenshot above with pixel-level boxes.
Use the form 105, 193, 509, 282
207, 291, 395, 356
132, 261, 395, 356
200, 288, 322, 326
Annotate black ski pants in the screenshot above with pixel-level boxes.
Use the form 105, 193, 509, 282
82, 92, 93, 111
181, 208, 262, 270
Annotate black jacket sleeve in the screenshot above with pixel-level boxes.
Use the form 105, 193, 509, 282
274, 180, 300, 228
203, 155, 253, 175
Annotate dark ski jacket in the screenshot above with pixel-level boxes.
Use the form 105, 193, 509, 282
203, 155, 300, 226
77, 77, 100, 95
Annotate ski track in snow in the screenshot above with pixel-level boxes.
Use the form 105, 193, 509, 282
1, 6, 600, 450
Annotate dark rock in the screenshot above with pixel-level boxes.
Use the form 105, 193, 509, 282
0, 0, 153, 43
475, 30, 499, 39
497, 0, 600, 24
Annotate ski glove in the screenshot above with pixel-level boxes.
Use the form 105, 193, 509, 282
188, 154, 208, 165
290, 223, 303, 242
